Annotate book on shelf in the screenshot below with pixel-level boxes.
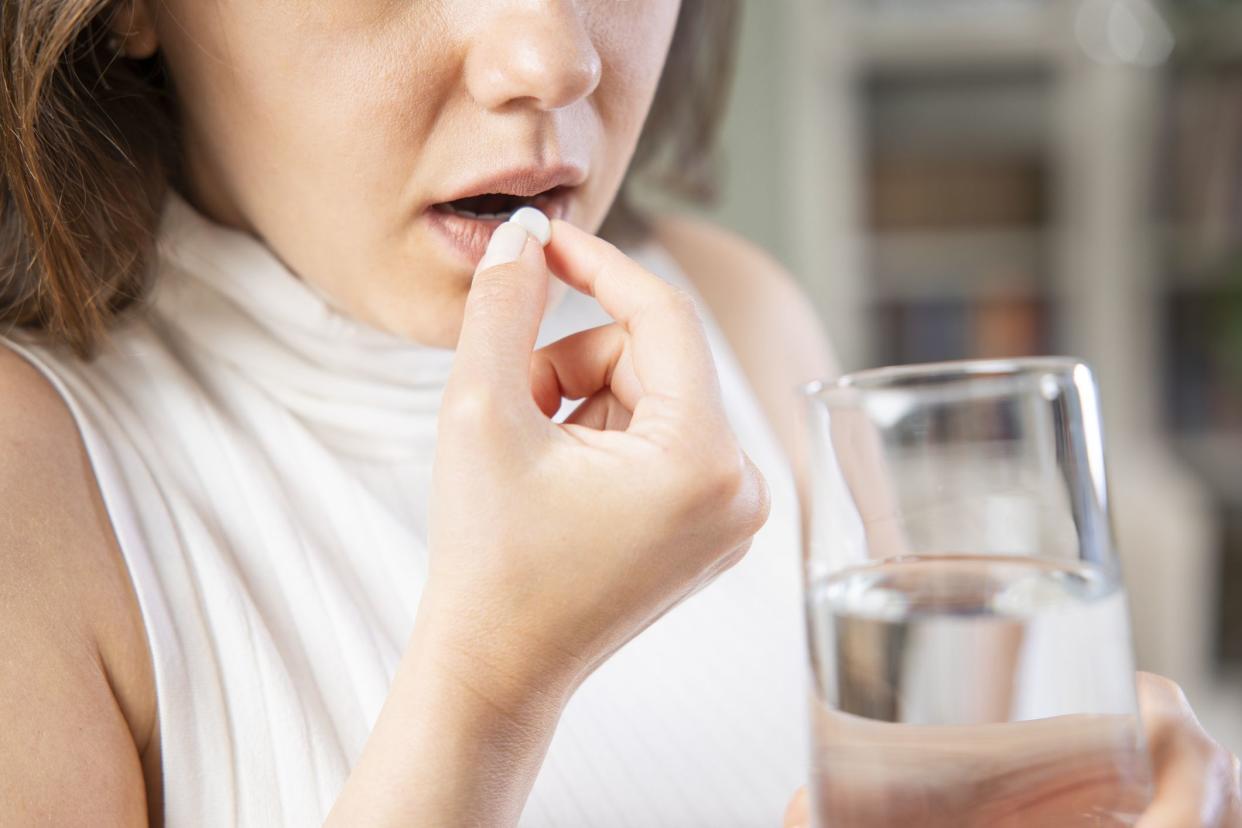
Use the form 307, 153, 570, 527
1158, 45, 1242, 671
870, 155, 1047, 230
876, 296, 1049, 365
866, 116, 1051, 365
1165, 286, 1242, 434
1163, 62, 1242, 270
1161, 57, 1242, 439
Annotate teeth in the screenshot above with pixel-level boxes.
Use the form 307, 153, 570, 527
442, 206, 515, 221
437, 191, 560, 222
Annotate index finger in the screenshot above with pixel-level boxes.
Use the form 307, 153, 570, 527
544, 219, 721, 403
452, 225, 547, 399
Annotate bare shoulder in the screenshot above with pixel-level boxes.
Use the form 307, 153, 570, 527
652, 215, 838, 471
653, 215, 808, 320
0, 343, 123, 603
0, 343, 154, 823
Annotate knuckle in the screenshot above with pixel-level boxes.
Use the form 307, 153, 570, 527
699, 448, 747, 503
684, 448, 769, 536
469, 264, 527, 306
442, 384, 500, 427
661, 285, 699, 317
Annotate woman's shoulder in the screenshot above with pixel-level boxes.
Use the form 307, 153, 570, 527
0, 343, 113, 552
0, 342, 157, 787
649, 214, 838, 468
650, 214, 809, 313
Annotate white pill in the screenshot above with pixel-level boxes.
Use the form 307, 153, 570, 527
508, 206, 552, 247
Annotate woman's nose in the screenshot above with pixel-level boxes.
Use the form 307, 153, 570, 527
465, 1, 603, 112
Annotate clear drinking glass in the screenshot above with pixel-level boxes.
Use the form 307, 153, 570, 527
801, 358, 1152, 827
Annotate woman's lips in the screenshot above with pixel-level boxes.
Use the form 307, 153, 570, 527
425, 191, 571, 268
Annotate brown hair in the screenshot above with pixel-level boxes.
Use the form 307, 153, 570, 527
605, 0, 741, 243
1, 0, 740, 358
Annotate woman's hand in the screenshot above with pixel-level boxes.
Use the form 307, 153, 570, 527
781, 673, 1242, 827
328, 218, 770, 826
1136, 673, 1241, 826
331, 219, 768, 827
425, 217, 769, 702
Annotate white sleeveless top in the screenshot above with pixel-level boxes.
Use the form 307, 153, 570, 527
3, 193, 807, 826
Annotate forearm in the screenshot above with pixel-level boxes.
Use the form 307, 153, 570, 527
324, 599, 570, 827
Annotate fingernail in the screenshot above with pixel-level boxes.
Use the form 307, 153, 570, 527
509, 206, 552, 247
475, 221, 530, 273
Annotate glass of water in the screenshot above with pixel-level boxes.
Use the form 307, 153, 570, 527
801, 358, 1152, 827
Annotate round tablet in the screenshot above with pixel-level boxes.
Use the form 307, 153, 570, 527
508, 206, 552, 247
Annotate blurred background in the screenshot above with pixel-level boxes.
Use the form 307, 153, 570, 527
644, 0, 1242, 753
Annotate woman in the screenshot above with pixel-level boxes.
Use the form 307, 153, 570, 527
0, 1, 1236, 825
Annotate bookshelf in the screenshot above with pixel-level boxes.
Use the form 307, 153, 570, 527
1161, 2, 1242, 674
781, 0, 1236, 745
1172, 1, 1242, 62
865, 65, 1055, 365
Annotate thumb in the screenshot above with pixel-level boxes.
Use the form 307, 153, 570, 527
452, 222, 548, 397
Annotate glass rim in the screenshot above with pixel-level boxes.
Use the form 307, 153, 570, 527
801, 356, 1089, 400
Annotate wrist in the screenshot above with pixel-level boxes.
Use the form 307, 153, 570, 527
327, 593, 574, 826
413, 587, 582, 725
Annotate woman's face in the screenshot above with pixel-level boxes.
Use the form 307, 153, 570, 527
149, 0, 681, 346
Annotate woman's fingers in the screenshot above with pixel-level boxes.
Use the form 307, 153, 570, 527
544, 219, 721, 405
1136, 673, 1242, 827
778, 675, 1242, 828
530, 324, 642, 415
457, 219, 721, 438
450, 225, 547, 406
563, 389, 632, 432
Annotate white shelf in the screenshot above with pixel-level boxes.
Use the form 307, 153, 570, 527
847, 3, 1068, 67
869, 228, 1049, 300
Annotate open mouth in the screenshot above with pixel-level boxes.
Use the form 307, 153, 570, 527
432, 186, 570, 222
427, 172, 581, 265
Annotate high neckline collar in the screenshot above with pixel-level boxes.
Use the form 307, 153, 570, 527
148, 189, 464, 461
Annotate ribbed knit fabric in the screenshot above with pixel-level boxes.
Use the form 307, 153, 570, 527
2, 192, 807, 826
